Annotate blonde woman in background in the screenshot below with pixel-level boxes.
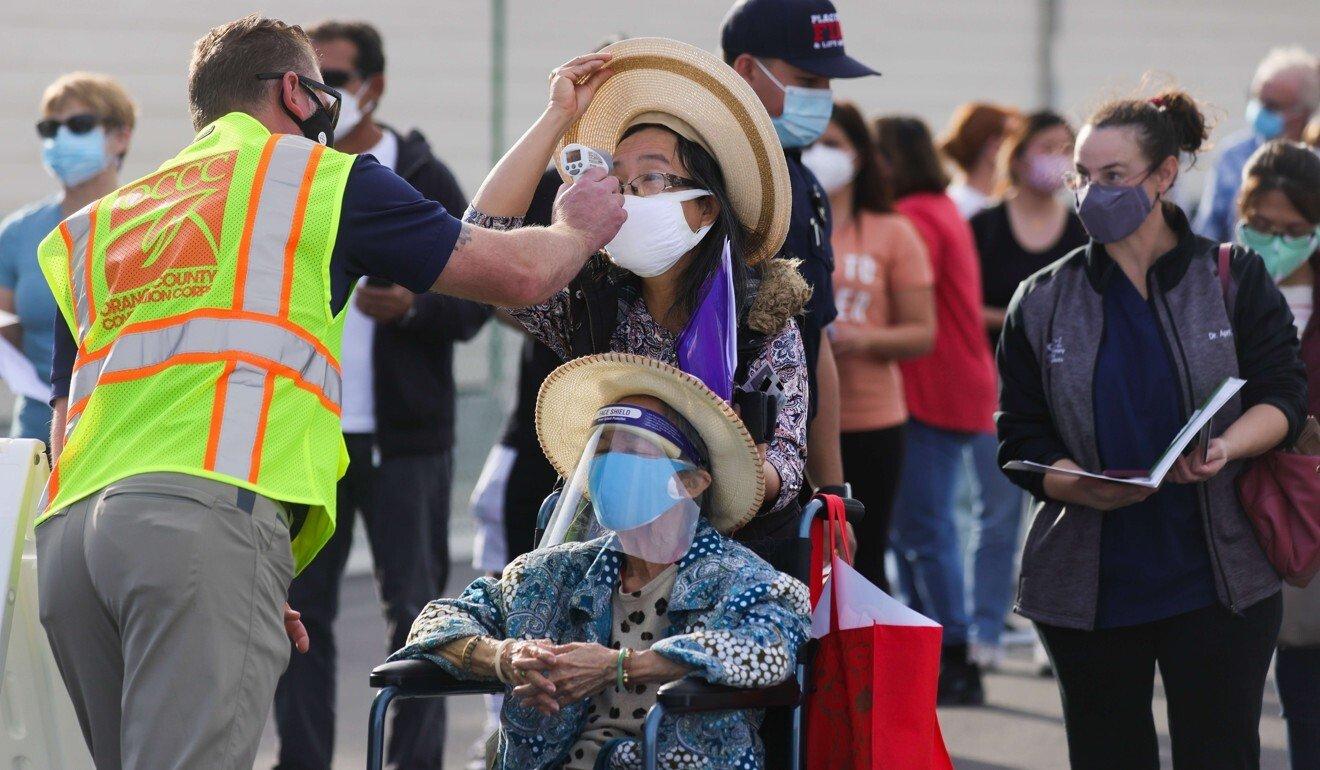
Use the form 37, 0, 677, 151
0, 73, 134, 441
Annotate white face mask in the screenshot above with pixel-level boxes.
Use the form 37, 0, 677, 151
801, 143, 856, 194
335, 86, 370, 138
606, 189, 713, 277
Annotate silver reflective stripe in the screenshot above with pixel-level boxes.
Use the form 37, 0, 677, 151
72, 316, 340, 406
65, 205, 94, 339
210, 362, 269, 480
67, 356, 104, 411
240, 137, 315, 315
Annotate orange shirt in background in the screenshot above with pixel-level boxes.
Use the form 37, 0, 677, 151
831, 210, 933, 433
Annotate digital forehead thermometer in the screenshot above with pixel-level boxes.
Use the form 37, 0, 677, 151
560, 143, 613, 181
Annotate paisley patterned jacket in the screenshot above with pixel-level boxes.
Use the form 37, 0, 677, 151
391, 519, 812, 769
464, 206, 810, 515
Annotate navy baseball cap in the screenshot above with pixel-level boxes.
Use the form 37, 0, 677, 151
721, 0, 880, 79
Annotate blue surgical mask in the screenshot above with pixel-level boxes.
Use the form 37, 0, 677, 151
755, 59, 833, 149
42, 126, 109, 188
1236, 222, 1319, 280
587, 452, 691, 532
1246, 99, 1285, 140
1074, 180, 1156, 244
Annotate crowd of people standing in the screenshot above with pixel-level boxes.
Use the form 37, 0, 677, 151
4, 1, 1318, 768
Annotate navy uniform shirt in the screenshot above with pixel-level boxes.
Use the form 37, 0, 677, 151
51, 154, 461, 399
1092, 271, 1217, 628
783, 148, 837, 419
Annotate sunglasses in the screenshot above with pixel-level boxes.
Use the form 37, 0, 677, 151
36, 114, 102, 139
255, 72, 342, 129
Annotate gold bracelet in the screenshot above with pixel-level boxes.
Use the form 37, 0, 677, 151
620, 648, 634, 689
459, 636, 481, 673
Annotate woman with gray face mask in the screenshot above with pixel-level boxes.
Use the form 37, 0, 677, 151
0, 73, 134, 441
997, 87, 1308, 770
466, 39, 813, 572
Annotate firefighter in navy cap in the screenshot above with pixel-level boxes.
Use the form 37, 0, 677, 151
720, 0, 878, 579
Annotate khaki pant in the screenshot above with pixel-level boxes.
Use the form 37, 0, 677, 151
37, 472, 295, 770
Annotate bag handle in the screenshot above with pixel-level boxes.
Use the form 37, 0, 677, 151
1217, 243, 1235, 316
808, 494, 852, 614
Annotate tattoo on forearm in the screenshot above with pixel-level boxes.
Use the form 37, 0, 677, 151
454, 223, 473, 252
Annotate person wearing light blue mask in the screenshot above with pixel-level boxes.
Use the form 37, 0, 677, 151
1235, 138, 1320, 770
0, 73, 134, 441
1193, 46, 1318, 244
721, 0, 880, 517
391, 354, 812, 770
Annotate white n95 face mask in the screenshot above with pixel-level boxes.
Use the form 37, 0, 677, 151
606, 189, 713, 277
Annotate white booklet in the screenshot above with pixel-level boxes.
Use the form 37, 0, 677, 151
1003, 377, 1245, 489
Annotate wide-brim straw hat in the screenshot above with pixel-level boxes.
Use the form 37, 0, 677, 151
556, 37, 790, 267
536, 352, 764, 534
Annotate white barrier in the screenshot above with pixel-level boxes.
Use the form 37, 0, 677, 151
0, 439, 93, 769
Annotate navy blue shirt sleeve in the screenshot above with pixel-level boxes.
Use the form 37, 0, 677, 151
328, 155, 463, 314
51, 318, 74, 402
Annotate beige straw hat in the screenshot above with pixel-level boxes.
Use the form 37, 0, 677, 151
536, 352, 765, 534
556, 37, 790, 267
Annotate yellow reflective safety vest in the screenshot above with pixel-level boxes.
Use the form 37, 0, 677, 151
37, 112, 355, 572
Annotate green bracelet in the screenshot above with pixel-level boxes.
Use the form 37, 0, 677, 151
615, 649, 627, 691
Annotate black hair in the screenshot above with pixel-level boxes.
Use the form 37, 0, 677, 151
618, 123, 753, 326
1088, 88, 1208, 168
830, 100, 893, 214
306, 20, 386, 78
872, 115, 951, 198
1239, 140, 1320, 225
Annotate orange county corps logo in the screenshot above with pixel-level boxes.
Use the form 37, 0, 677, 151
98, 151, 236, 330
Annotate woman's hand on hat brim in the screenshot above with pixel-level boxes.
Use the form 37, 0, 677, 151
547, 53, 614, 127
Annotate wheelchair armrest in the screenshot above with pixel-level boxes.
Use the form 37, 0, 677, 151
654, 677, 802, 714
369, 658, 503, 696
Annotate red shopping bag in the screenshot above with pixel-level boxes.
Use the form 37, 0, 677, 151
805, 495, 953, 770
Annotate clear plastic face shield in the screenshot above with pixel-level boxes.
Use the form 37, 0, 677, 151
540, 404, 710, 563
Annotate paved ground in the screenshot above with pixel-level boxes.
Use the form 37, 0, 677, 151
253, 569, 1292, 770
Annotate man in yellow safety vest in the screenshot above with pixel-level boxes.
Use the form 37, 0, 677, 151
34, 14, 622, 769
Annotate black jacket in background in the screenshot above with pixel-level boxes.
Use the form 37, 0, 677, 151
371, 126, 491, 457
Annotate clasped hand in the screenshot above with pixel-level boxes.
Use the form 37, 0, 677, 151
507, 640, 619, 715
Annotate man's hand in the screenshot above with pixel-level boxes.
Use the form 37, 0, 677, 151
354, 283, 414, 323
284, 603, 309, 653
546, 53, 613, 124
553, 167, 625, 255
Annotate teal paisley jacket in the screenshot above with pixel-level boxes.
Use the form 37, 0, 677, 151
391, 519, 811, 769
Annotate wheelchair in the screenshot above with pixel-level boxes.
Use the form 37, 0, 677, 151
366, 491, 863, 770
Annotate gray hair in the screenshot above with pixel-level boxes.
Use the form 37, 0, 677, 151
1252, 47, 1320, 112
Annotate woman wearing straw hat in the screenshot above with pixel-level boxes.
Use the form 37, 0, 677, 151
467, 38, 812, 569
392, 352, 812, 769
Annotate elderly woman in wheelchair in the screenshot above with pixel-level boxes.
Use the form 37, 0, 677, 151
391, 352, 811, 769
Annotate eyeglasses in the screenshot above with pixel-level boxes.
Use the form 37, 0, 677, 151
620, 171, 702, 197
36, 114, 102, 139
255, 72, 342, 129
1064, 165, 1156, 192
1242, 217, 1319, 241
319, 69, 358, 90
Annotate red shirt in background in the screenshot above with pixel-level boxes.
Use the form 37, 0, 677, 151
894, 192, 997, 434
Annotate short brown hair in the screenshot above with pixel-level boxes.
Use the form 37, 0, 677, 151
188, 14, 318, 130
41, 72, 137, 131
939, 102, 1018, 174
874, 115, 951, 198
